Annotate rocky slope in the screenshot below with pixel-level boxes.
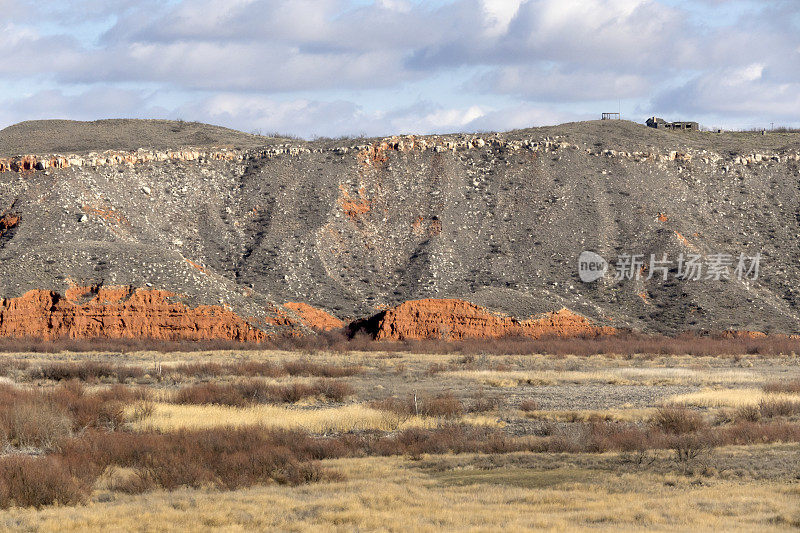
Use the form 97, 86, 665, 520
0, 118, 798, 340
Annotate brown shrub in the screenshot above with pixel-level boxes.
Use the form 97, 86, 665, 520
233, 361, 284, 377
173, 379, 353, 406
2, 329, 800, 357
49, 382, 126, 431
667, 433, 710, 464
423, 393, 464, 418
424, 363, 448, 376
28, 362, 144, 383
281, 360, 363, 378
169, 362, 225, 378
108, 469, 154, 494
763, 379, 800, 394
58, 428, 338, 491
4, 329, 800, 357
518, 399, 540, 412
370, 425, 515, 456
168, 360, 360, 380
720, 421, 800, 445
369, 397, 413, 419
0, 456, 87, 508
370, 393, 464, 419
129, 401, 156, 423
466, 392, 501, 413
650, 407, 707, 434
312, 379, 354, 402
587, 421, 654, 453
0, 359, 30, 377
95, 384, 151, 404
5, 415, 800, 511
758, 399, 800, 418
0, 337, 264, 354
734, 404, 761, 423
0, 402, 72, 449
173, 382, 249, 407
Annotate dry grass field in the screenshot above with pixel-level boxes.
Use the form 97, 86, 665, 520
0, 346, 798, 531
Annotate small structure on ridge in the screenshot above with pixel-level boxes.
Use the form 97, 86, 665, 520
646, 117, 699, 131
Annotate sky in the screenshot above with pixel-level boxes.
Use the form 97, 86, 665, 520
0, 0, 798, 138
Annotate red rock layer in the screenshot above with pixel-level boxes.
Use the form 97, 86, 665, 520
721, 330, 768, 339
0, 287, 287, 342
368, 298, 616, 341
284, 302, 344, 331
0, 213, 20, 237
337, 186, 371, 220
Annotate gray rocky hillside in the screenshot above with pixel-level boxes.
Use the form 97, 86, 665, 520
0, 118, 798, 334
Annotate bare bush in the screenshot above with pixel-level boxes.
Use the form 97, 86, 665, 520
0, 402, 72, 449
49, 382, 126, 431
281, 360, 363, 378
758, 399, 800, 419
370, 393, 464, 419
466, 392, 501, 413
168, 360, 362, 380
734, 404, 761, 423
763, 379, 800, 394
0, 456, 87, 508
28, 362, 145, 383
172, 379, 353, 406
3, 330, 800, 356
58, 428, 340, 491
650, 407, 707, 434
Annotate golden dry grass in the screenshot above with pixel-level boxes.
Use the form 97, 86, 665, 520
524, 408, 656, 423
4, 349, 800, 531
127, 402, 501, 433
449, 367, 761, 388
668, 388, 800, 408
3, 453, 798, 532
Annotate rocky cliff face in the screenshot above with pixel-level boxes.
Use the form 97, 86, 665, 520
351, 299, 616, 341
283, 302, 344, 331
0, 287, 287, 341
0, 119, 798, 340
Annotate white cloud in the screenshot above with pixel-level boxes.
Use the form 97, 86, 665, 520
481, 0, 523, 35
387, 104, 487, 134
475, 66, 652, 101
376, 0, 413, 13
468, 104, 588, 131
0, 0, 799, 135
652, 65, 800, 122
730, 63, 765, 83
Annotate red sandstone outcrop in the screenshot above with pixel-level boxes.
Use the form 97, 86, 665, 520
354, 298, 616, 341
0, 286, 297, 342
0, 213, 20, 237
337, 185, 372, 220
721, 330, 768, 339
284, 302, 344, 331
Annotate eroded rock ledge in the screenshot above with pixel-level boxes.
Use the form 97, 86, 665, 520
284, 302, 344, 331
0, 289, 616, 342
1, 133, 798, 175
0, 287, 287, 342
0, 290, 783, 342
350, 298, 617, 341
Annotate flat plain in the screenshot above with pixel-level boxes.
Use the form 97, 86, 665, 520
0, 346, 798, 531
